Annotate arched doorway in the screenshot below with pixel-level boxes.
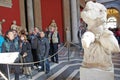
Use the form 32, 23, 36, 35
107, 8, 120, 28
106, 16, 117, 29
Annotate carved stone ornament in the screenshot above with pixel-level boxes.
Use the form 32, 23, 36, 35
0, 0, 12, 8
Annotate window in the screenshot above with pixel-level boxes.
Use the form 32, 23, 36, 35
106, 8, 119, 29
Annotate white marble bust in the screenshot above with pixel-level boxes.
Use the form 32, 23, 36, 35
81, 1, 120, 71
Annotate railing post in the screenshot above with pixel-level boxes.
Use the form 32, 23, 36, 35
7, 64, 10, 80
44, 59, 46, 73
67, 41, 70, 61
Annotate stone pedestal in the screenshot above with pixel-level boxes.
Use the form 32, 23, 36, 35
80, 67, 114, 80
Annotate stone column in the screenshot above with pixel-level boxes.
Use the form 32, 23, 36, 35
19, 0, 26, 30
33, 0, 42, 30
77, 0, 81, 27
70, 0, 79, 43
26, 0, 34, 32
62, 0, 71, 42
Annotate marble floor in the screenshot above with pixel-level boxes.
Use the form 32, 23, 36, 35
1, 45, 120, 80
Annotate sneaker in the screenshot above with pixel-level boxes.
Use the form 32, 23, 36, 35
45, 71, 50, 74
26, 75, 32, 79
38, 69, 44, 72
38, 66, 41, 69
55, 61, 59, 63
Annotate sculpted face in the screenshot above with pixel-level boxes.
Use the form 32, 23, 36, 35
81, 1, 107, 27
13, 20, 16, 24
2, 19, 5, 22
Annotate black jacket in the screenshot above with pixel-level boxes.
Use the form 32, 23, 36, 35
28, 34, 38, 49
20, 41, 33, 63
37, 37, 50, 58
2, 38, 19, 52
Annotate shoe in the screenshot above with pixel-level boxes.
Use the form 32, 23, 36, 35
26, 75, 32, 79
36, 66, 41, 70
51, 60, 55, 62
37, 66, 41, 69
45, 71, 49, 74
55, 61, 59, 63
38, 69, 44, 72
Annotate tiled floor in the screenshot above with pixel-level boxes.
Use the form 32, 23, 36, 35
1, 45, 120, 80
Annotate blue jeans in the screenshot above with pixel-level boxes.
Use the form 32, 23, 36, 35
39, 55, 50, 72
44, 59, 50, 73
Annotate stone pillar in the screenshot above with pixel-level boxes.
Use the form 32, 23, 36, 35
77, 0, 81, 27
70, 0, 79, 43
33, 0, 42, 30
62, 0, 71, 42
19, 0, 26, 30
26, 0, 34, 32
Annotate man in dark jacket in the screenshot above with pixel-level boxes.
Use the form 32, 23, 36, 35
28, 27, 40, 68
1, 29, 20, 80
37, 31, 50, 74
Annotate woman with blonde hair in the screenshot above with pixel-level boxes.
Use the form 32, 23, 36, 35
48, 26, 60, 63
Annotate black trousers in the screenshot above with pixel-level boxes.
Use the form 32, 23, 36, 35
49, 43, 59, 62
32, 49, 39, 66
